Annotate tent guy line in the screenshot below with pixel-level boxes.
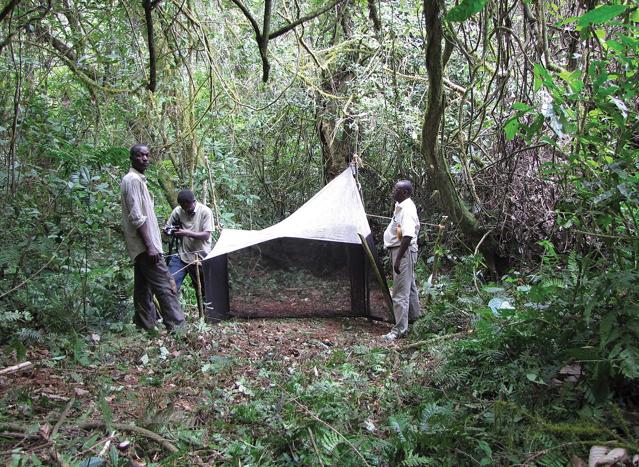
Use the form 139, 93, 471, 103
365, 213, 443, 228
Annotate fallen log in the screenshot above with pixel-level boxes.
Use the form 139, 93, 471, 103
0, 361, 33, 375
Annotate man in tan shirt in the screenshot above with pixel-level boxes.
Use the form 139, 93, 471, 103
120, 144, 185, 331
164, 189, 214, 311
382, 179, 421, 341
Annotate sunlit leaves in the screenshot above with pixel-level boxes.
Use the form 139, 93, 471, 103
446, 0, 489, 22
577, 5, 627, 28
558, 70, 584, 94
533, 64, 556, 93
503, 118, 519, 141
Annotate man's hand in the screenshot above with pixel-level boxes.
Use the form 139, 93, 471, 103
173, 228, 189, 237
137, 221, 161, 263
393, 235, 413, 275
394, 257, 402, 274
146, 245, 162, 263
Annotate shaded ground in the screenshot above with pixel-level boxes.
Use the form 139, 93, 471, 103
0, 316, 407, 465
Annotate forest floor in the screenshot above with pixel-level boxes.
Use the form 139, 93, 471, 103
0, 315, 431, 465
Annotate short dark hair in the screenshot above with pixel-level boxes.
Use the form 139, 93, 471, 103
396, 179, 413, 195
130, 144, 148, 159
177, 189, 195, 204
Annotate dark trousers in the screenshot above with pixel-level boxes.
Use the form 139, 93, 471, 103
133, 253, 185, 330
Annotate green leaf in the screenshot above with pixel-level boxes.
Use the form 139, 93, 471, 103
577, 5, 627, 28
482, 286, 505, 294
512, 102, 532, 111
446, 0, 489, 22
534, 64, 556, 92
526, 372, 547, 385
98, 393, 113, 431
504, 118, 520, 141
559, 70, 584, 93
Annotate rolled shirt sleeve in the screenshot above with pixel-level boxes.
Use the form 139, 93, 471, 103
384, 198, 420, 251
201, 208, 214, 233
399, 207, 418, 240
120, 169, 162, 261
125, 179, 148, 229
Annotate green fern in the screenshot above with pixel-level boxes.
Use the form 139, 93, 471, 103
0, 309, 33, 326
389, 415, 411, 444
16, 327, 42, 343
419, 402, 453, 433
402, 450, 432, 466
318, 429, 342, 453
432, 365, 472, 390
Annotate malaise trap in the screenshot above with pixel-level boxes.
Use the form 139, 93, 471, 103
203, 168, 393, 321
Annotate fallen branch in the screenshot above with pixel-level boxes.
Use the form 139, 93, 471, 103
51, 397, 75, 437
0, 422, 31, 432
0, 431, 41, 440
0, 361, 33, 375
402, 332, 465, 351
1, 420, 178, 454
77, 422, 178, 453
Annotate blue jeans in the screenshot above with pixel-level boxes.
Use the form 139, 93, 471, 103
167, 255, 206, 310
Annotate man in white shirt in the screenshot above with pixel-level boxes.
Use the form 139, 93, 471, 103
164, 189, 214, 311
120, 144, 185, 331
382, 180, 421, 340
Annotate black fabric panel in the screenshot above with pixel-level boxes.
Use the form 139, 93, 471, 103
364, 233, 394, 322
202, 254, 230, 323
347, 243, 366, 314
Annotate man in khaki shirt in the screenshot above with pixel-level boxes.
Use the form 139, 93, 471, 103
164, 189, 214, 311
382, 180, 421, 340
120, 144, 185, 331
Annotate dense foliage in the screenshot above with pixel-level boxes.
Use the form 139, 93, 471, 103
0, 0, 637, 464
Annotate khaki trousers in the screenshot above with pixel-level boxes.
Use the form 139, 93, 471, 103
390, 248, 421, 335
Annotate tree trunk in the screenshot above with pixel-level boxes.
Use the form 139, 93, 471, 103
421, 0, 501, 274
316, 4, 356, 183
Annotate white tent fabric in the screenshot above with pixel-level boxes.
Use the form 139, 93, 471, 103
206, 168, 371, 258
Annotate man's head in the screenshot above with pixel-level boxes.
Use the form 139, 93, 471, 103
177, 189, 196, 215
393, 180, 413, 203
130, 144, 150, 173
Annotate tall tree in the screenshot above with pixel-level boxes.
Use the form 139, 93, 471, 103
421, 0, 501, 272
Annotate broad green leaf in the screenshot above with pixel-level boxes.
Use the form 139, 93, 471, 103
559, 70, 584, 93
98, 393, 113, 431
533, 64, 556, 91
504, 118, 520, 141
605, 40, 624, 53
577, 5, 627, 28
512, 102, 532, 111
446, 0, 489, 22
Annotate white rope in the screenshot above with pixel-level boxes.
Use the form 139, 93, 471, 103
366, 213, 446, 228
163, 248, 208, 277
